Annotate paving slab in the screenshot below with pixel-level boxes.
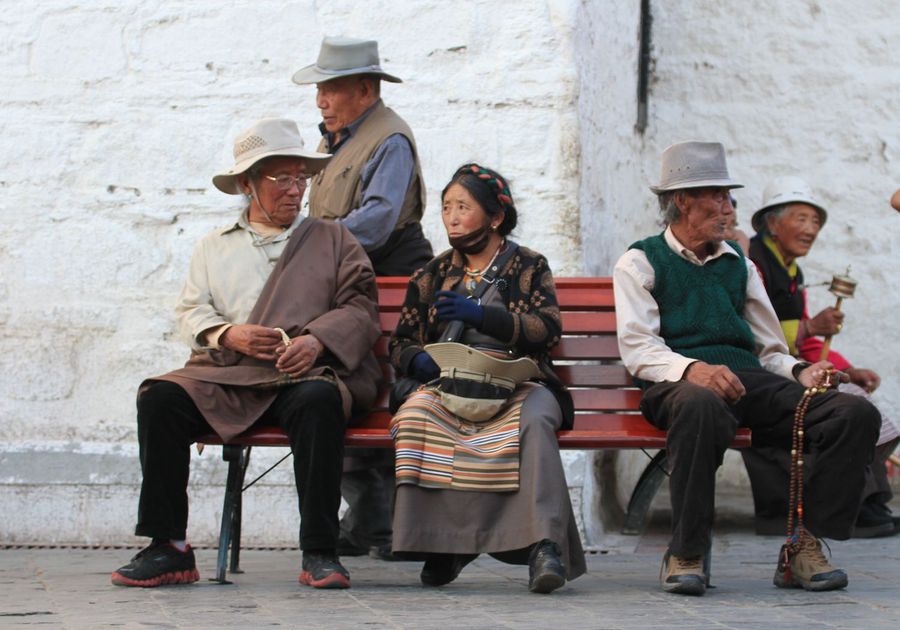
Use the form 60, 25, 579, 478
2, 498, 899, 629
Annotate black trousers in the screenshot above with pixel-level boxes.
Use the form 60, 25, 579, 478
742, 436, 898, 531
135, 379, 346, 550
640, 369, 881, 557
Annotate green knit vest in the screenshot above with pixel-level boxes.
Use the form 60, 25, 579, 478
631, 234, 761, 371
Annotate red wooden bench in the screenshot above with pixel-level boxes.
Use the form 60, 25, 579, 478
198, 277, 751, 582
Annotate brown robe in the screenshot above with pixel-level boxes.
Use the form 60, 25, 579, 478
144, 219, 382, 441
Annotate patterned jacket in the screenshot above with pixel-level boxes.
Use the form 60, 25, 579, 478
389, 243, 574, 427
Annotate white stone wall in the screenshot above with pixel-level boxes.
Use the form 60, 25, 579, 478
576, 0, 900, 538
1, 0, 898, 548
0, 0, 585, 545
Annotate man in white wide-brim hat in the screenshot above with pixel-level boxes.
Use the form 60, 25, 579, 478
743, 176, 899, 539
110, 118, 382, 590
613, 141, 880, 596
293, 36, 433, 561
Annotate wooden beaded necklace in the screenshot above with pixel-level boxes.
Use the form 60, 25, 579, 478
777, 367, 833, 582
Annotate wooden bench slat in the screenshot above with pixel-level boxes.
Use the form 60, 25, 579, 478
379, 311, 617, 334
196, 423, 752, 450
570, 388, 642, 410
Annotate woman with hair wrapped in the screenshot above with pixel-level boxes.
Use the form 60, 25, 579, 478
388, 164, 585, 594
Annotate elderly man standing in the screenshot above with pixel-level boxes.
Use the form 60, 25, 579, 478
292, 36, 433, 559
743, 177, 899, 538
110, 119, 381, 590
613, 141, 881, 596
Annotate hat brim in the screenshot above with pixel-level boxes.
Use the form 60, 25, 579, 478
291, 63, 402, 85
425, 342, 541, 383
650, 179, 744, 195
212, 148, 332, 195
751, 197, 828, 233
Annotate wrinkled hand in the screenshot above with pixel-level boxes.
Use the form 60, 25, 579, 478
220, 324, 283, 360
797, 360, 849, 388
434, 290, 484, 326
847, 367, 880, 393
806, 307, 845, 337
683, 361, 746, 404
411, 351, 440, 382
275, 334, 323, 378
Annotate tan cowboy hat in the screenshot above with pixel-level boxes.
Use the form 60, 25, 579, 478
292, 36, 402, 85
212, 118, 332, 195
751, 176, 828, 233
425, 342, 541, 383
650, 141, 743, 194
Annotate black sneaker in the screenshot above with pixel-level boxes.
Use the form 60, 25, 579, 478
368, 543, 402, 562
528, 540, 566, 594
853, 500, 896, 538
420, 553, 477, 586
110, 541, 199, 587
336, 537, 369, 557
299, 551, 350, 589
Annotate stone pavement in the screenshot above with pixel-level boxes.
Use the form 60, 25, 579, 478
2, 499, 899, 629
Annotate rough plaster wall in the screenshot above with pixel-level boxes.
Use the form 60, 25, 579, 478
577, 0, 899, 540
0, 1, 588, 545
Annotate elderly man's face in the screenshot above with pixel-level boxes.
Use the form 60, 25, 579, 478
315, 76, 372, 133
768, 202, 822, 262
677, 187, 735, 245
243, 156, 308, 227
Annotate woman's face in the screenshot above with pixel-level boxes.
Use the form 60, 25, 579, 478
768, 203, 822, 262
441, 182, 490, 239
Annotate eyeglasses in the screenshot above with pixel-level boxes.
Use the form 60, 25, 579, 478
263, 174, 310, 191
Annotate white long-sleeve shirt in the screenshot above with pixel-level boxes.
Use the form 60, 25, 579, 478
613, 227, 800, 383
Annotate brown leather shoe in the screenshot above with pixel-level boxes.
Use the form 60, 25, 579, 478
659, 550, 706, 596
773, 528, 848, 591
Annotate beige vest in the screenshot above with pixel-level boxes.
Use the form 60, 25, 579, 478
308, 101, 426, 229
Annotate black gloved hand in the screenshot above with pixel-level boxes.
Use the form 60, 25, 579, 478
434, 290, 484, 326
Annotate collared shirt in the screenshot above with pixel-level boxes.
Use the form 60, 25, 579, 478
175, 210, 304, 350
613, 226, 799, 383
317, 99, 415, 250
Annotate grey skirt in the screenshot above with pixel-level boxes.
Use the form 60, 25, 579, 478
391, 384, 586, 580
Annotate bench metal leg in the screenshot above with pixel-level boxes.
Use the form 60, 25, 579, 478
214, 445, 247, 584
229, 446, 251, 574
622, 450, 669, 535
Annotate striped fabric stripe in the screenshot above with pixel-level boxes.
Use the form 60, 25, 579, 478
390, 384, 536, 492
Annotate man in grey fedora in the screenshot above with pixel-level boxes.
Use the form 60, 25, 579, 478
613, 141, 880, 596
293, 36, 433, 560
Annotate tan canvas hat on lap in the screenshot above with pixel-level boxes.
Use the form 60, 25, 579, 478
212, 118, 331, 195
425, 343, 541, 383
424, 342, 540, 422
292, 36, 403, 85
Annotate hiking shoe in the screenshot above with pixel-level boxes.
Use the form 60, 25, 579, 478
299, 552, 350, 589
773, 528, 848, 591
528, 539, 566, 594
420, 553, 477, 586
110, 541, 199, 587
659, 550, 706, 596
852, 501, 897, 538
